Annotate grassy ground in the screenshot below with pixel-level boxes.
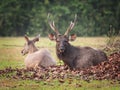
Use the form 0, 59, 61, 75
0, 37, 119, 90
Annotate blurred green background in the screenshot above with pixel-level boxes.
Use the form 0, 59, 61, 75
0, 0, 120, 37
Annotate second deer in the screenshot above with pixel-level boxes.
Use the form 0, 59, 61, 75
21, 35, 56, 69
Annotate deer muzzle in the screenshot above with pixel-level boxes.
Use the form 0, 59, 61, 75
21, 49, 27, 55
59, 45, 65, 53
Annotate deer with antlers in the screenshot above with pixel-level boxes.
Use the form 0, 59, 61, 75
48, 15, 108, 69
21, 35, 56, 69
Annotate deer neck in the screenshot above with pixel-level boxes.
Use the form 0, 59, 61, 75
29, 45, 38, 54
56, 44, 76, 68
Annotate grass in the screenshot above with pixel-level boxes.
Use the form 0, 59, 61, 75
0, 78, 119, 90
0, 37, 119, 90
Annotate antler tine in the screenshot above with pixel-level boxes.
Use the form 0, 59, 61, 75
47, 13, 60, 35
64, 14, 77, 36
52, 21, 60, 35
64, 21, 74, 36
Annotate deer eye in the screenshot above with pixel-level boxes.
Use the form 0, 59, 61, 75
56, 39, 60, 42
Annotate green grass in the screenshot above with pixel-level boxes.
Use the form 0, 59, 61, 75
0, 78, 119, 90
0, 37, 119, 90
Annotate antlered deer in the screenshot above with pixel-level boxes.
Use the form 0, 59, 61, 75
21, 35, 56, 69
48, 15, 108, 69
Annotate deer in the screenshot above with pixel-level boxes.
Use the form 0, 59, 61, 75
48, 14, 108, 69
21, 35, 56, 69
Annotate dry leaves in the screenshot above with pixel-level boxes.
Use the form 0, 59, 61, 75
0, 51, 120, 81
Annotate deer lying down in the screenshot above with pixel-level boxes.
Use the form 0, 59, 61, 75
48, 14, 108, 69
21, 35, 56, 69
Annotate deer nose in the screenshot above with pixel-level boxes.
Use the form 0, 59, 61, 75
59, 46, 65, 52
21, 50, 25, 55
21, 50, 23, 54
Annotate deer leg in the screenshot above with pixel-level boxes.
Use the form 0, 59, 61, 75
34, 64, 40, 70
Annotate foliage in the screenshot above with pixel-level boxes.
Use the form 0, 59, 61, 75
0, 0, 120, 36
104, 25, 120, 55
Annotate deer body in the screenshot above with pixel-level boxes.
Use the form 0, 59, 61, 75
57, 44, 107, 69
21, 35, 56, 69
48, 14, 108, 69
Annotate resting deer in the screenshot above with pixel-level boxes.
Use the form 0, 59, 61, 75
21, 35, 56, 69
48, 15, 108, 69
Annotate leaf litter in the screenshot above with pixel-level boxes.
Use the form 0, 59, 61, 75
0, 51, 120, 83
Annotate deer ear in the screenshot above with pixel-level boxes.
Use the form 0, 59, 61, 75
69, 34, 77, 41
48, 33, 56, 41
24, 35, 29, 42
32, 34, 40, 43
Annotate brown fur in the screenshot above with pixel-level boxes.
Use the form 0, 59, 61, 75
21, 35, 56, 69
48, 15, 108, 69
49, 34, 108, 69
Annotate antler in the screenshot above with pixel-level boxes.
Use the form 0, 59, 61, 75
64, 14, 77, 36
47, 13, 60, 35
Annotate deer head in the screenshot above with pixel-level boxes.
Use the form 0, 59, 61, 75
48, 14, 77, 53
21, 35, 40, 55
